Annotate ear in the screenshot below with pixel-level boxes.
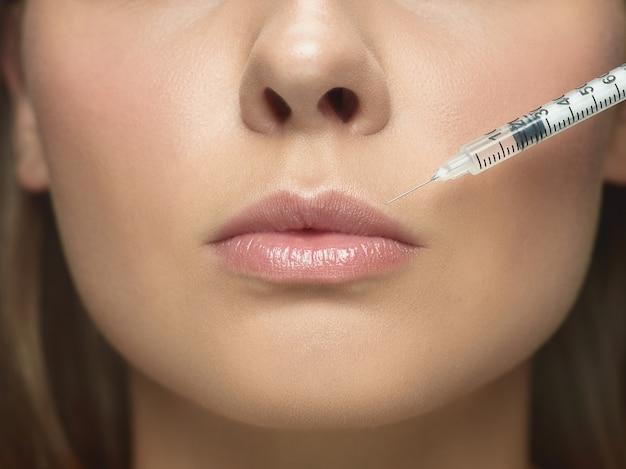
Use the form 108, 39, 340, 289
602, 102, 626, 186
1, 4, 49, 193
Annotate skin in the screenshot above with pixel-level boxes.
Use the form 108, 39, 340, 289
3, 1, 626, 468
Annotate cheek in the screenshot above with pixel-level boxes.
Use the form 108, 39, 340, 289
444, 1, 620, 323
394, 1, 621, 389
21, 3, 246, 343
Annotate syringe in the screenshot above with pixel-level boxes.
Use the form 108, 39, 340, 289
385, 62, 626, 205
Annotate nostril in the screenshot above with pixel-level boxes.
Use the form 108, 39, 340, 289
264, 88, 291, 122
319, 87, 359, 123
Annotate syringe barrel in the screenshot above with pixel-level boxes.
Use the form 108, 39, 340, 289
443, 62, 626, 179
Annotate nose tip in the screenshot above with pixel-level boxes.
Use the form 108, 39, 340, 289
238, 6, 391, 136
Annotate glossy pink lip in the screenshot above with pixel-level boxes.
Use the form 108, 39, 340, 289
207, 190, 422, 283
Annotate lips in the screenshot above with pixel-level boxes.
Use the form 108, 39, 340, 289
207, 190, 422, 283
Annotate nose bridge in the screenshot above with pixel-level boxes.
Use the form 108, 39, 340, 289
239, 1, 391, 135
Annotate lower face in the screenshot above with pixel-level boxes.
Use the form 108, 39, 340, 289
20, 0, 624, 427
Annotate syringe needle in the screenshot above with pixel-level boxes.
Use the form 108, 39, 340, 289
384, 177, 435, 205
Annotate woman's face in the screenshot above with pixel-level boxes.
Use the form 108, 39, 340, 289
8, 0, 625, 427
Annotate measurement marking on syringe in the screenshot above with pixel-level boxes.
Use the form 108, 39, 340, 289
503, 85, 625, 161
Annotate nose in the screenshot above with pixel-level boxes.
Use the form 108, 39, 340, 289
239, 2, 391, 136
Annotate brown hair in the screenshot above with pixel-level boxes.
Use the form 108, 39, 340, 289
0, 3, 624, 469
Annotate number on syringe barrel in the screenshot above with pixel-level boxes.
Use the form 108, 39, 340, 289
508, 112, 548, 151
599, 72, 617, 83
532, 82, 601, 138
474, 111, 547, 166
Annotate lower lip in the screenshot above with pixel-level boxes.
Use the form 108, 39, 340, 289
209, 231, 418, 283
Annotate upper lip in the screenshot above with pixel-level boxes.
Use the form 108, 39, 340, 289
209, 190, 421, 247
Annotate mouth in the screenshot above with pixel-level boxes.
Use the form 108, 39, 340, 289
206, 190, 423, 284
